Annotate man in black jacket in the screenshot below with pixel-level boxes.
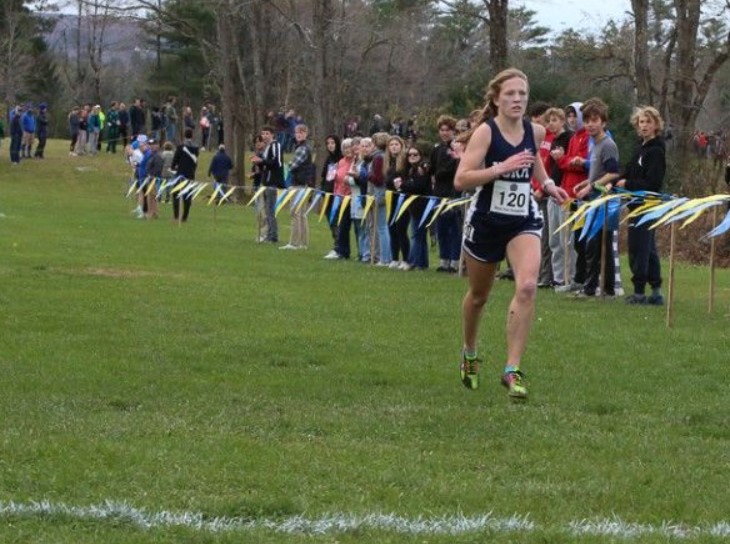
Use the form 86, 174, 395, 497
430, 115, 461, 272
170, 128, 199, 222
129, 98, 146, 138
251, 126, 284, 242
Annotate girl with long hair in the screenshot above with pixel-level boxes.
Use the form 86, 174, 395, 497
454, 68, 568, 399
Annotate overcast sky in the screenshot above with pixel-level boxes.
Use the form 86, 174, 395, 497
518, 0, 632, 33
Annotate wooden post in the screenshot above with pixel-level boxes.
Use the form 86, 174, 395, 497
564, 210, 571, 287
666, 222, 676, 328
370, 202, 378, 264
709, 206, 717, 313
599, 202, 608, 299
256, 198, 262, 243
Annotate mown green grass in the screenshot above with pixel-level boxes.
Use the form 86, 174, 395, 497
1, 140, 729, 543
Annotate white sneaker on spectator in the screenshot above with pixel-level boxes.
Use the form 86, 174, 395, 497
555, 282, 582, 293
399, 262, 412, 271
323, 250, 340, 260
279, 244, 297, 250
389, 261, 401, 269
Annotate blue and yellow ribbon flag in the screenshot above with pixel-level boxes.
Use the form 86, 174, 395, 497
126, 180, 730, 240
555, 188, 730, 240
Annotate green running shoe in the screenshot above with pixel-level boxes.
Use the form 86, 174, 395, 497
501, 369, 527, 399
460, 353, 481, 390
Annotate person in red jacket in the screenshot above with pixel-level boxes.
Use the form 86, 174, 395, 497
553, 102, 589, 292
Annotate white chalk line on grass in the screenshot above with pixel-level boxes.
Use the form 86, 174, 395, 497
1, 500, 729, 538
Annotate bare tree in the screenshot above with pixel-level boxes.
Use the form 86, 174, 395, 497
0, 1, 36, 106
670, 0, 730, 191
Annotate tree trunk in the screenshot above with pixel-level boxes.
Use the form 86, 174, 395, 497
248, 2, 267, 128
487, 0, 508, 72
671, 0, 701, 192
631, 0, 652, 104
216, 0, 249, 190
311, 0, 334, 163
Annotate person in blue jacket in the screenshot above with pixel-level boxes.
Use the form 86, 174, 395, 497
21, 104, 36, 158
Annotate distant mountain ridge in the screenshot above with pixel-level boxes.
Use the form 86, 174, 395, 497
43, 13, 150, 65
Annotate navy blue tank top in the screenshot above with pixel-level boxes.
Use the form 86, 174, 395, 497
466, 118, 541, 229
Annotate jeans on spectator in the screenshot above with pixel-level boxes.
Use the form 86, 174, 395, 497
436, 208, 462, 261
87, 130, 99, 155
371, 186, 391, 264
263, 187, 279, 242
408, 214, 429, 269
166, 122, 176, 144
354, 217, 370, 261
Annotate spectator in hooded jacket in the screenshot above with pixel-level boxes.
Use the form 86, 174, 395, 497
554, 102, 589, 292
320, 134, 343, 253
613, 106, 666, 305
208, 144, 234, 203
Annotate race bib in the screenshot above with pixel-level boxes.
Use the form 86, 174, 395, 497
490, 180, 530, 216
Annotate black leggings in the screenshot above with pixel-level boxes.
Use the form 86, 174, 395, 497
173, 197, 192, 221
389, 212, 410, 262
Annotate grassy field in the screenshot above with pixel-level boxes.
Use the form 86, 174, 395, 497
1, 140, 729, 543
